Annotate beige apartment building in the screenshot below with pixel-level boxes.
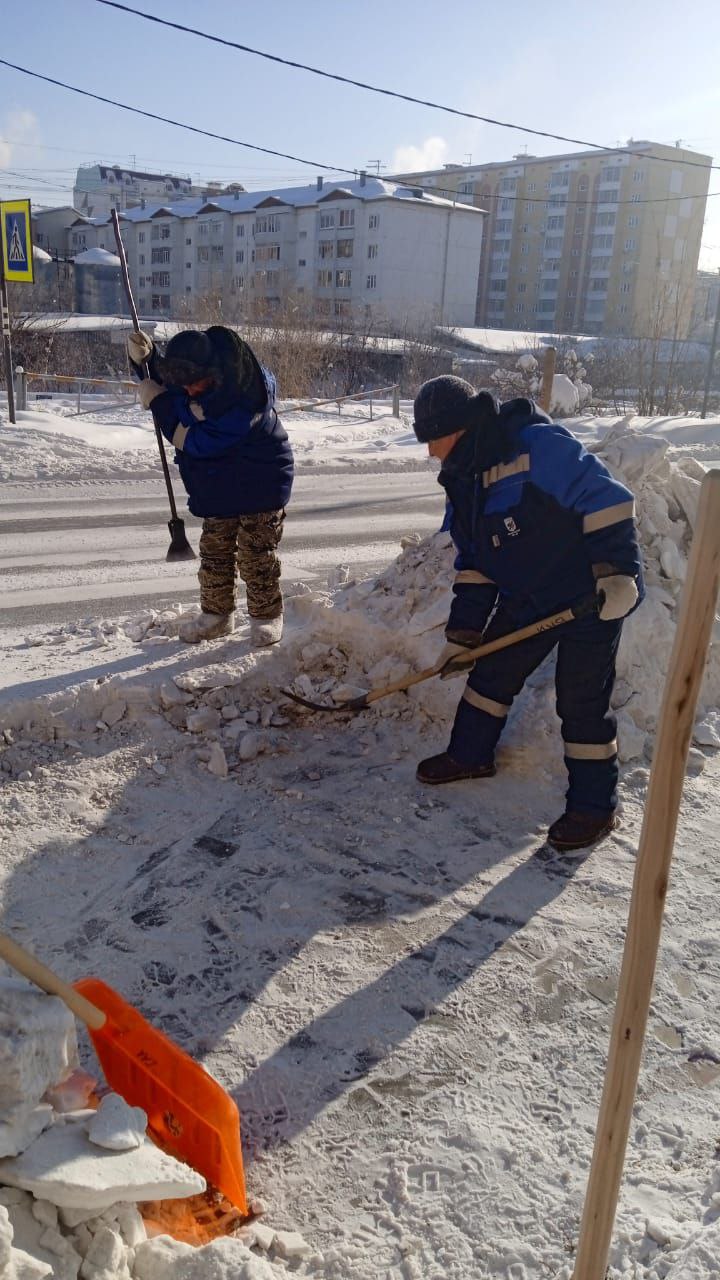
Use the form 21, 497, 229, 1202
395, 141, 710, 339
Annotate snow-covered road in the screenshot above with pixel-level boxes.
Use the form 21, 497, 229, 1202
0, 471, 441, 628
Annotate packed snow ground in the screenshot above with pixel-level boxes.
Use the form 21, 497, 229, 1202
1, 398, 720, 1278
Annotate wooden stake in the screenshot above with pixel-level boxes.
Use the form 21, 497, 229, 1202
573, 469, 720, 1280
539, 345, 556, 413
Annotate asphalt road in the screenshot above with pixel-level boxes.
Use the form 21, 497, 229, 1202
0, 469, 442, 631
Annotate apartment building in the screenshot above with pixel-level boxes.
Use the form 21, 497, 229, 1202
88, 175, 485, 327
394, 141, 710, 339
73, 164, 196, 218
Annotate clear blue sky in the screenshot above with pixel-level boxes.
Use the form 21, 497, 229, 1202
2, 0, 719, 266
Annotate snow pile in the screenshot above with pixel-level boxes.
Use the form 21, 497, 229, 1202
0, 984, 301, 1278
278, 423, 719, 766
2, 424, 718, 778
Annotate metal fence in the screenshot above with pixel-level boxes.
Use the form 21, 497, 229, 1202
14, 369, 402, 420
282, 384, 401, 420
14, 369, 137, 415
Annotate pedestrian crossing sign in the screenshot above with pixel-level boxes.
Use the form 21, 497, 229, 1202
1, 199, 34, 284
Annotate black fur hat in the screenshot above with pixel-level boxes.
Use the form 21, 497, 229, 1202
413, 376, 498, 442
161, 330, 216, 386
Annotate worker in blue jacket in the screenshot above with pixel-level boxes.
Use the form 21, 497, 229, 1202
128, 326, 293, 646
412, 375, 644, 852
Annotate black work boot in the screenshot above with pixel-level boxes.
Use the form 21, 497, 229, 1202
547, 809, 617, 852
416, 752, 496, 785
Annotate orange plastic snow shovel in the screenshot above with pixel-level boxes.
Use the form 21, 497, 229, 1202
0, 933, 247, 1213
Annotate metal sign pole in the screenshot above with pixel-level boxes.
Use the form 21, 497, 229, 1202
0, 256, 16, 425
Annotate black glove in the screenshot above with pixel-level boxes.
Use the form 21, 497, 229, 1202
438, 630, 484, 680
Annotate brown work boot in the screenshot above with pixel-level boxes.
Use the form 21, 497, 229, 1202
547, 809, 617, 852
416, 752, 496, 785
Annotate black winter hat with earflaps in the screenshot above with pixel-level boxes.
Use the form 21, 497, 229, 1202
412, 375, 499, 442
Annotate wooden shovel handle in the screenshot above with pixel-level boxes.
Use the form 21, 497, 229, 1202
363, 601, 584, 706
573, 469, 720, 1280
0, 932, 106, 1030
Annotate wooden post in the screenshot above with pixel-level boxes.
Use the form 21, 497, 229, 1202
392, 384, 400, 418
572, 469, 720, 1280
539, 346, 556, 413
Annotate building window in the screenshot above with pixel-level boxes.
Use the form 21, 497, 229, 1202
489, 278, 507, 292
151, 272, 171, 288
337, 238, 354, 258
495, 218, 513, 233
595, 212, 616, 228
151, 226, 160, 241
628, 215, 639, 229
138, 232, 145, 244
600, 166, 621, 183
528, 182, 537, 193
210, 245, 224, 262
368, 244, 378, 259
160, 226, 171, 240
151, 248, 171, 263
139, 254, 145, 265
253, 214, 279, 234
589, 279, 608, 291
518, 283, 527, 293
624, 238, 636, 252
550, 172, 570, 188
369, 213, 379, 229
197, 247, 209, 263
520, 242, 529, 254
317, 268, 333, 287
499, 198, 513, 212
235, 249, 244, 263
514, 303, 525, 313
492, 238, 511, 254
631, 194, 642, 204
592, 234, 614, 251
620, 281, 631, 293
547, 215, 565, 231
299, 229, 308, 239
544, 236, 563, 251
139, 277, 145, 287
338, 209, 355, 228
334, 300, 351, 316
199, 224, 209, 238
233, 276, 244, 289
298, 258, 306, 267
319, 240, 334, 260
320, 213, 335, 229
236, 224, 245, 237
633, 170, 644, 182
210, 220, 222, 233
499, 177, 517, 192
186, 262, 191, 269
255, 244, 280, 262
336, 269, 352, 287
366, 274, 377, 289
186, 237, 192, 245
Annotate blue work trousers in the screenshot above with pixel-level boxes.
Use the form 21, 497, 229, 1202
448, 608, 623, 814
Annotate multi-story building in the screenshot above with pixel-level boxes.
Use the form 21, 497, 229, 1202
102, 175, 485, 327
73, 164, 196, 218
394, 141, 711, 339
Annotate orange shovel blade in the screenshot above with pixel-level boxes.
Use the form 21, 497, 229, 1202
73, 978, 247, 1214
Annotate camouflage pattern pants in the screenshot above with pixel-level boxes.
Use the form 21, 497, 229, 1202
198, 510, 285, 618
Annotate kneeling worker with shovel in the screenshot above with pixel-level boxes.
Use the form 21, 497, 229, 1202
129, 326, 294, 645
413, 377, 643, 851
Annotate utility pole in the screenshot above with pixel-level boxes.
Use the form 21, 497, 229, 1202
0, 257, 16, 424
700, 268, 720, 420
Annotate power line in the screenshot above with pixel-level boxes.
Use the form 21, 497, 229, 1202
0, 59, 352, 174
94, 0, 719, 175
0, 59, 718, 212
